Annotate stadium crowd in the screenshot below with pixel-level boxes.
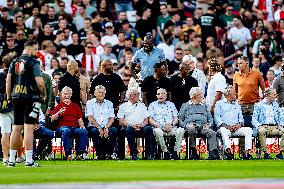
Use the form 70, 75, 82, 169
1, 0, 284, 166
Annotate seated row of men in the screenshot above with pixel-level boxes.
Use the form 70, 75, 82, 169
34, 85, 284, 160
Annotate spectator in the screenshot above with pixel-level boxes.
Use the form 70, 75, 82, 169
179, 87, 219, 160
157, 4, 171, 43
114, 11, 127, 34
252, 29, 276, 58
216, 29, 236, 64
252, 0, 274, 22
205, 36, 223, 61
157, 33, 175, 61
118, 38, 137, 63
188, 35, 203, 57
270, 56, 282, 77
88, 31, 104, 56
183, 17, 201, 36
82, 0, 97, 17
176, 29, 191, 52
73, 3, 87, 31
168, 47, 184, 75
85, 85, 118, 160
170, 62, 198, 111
67, 32, 85, 58
135, 7, 155, 40
258, 49, 271, 81
112, 30, 125, 59
78, 17, 93, 42
218, 4, 235, 29
224, 63, 234, 85
215, 85, 253, 160
131, 34, 166, 81
99, 42, 118, 62
149, 88, 184, 160
164, 11, 181, 35
117, 87, 153, 160
265, 70, 275, 88
51, 86, 88, 160
121, 19, 142, 48
141, 62, 171, 106
252, 88, 284, 159
76, 40, 100, 77
200, 7, 218, 49
101, 22, 119, 46
227, 16, 252, 57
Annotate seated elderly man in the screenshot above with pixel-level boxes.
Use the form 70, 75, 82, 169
252, 88, 284, 159
149, 88, 184, 160
85, 85, 118, 160
179, 87, 219, 160
117, 87, 153, 160
51, 86, 88, 160
215, 85, 253, 160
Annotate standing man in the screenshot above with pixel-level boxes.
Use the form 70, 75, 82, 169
131, 33, 166, 81
233, 56, 265, 125
170, 62, 198, 111
58, 60, 81, 107
6, 40, 46, 167
233, 56, 265, 155
90, 59, 126, 110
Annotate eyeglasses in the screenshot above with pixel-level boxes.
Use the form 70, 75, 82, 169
175, 52, 183, 55
6, 38, 14, 42
59, 4, 65, 7
106, 27, 112, 29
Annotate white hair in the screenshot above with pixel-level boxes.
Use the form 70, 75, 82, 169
182, 55, 197, 67
94, 85, 106, 93
126, 87, 139, 99
61, 86, 73, 94
189, 87, 203, 98
157, 88, 167, 94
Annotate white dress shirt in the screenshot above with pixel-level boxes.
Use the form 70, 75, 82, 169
117, 101, 150, 125
85, 99, 115, 128
148, 101, 178, 127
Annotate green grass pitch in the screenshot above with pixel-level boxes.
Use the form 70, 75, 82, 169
1, 160, 284, 184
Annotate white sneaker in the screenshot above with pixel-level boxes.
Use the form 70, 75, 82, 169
111, 153, 117, 160
2, 159, 8, 165
25, 161, 40, 167
16, 157, 24, 163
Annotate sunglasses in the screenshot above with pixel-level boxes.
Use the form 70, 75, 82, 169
6, 38, 14, 42
86, 46, 92, 48
59, 4, 65, 7
106, 27, 112, 29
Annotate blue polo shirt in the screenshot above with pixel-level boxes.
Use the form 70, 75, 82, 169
131, 47, 166, 80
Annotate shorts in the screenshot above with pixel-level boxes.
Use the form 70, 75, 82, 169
13, 99, 37, 125
0, 112, 13, 134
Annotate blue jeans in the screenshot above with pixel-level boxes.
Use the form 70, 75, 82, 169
125, 125, 153, 156
87, 126, 118, 158
56, 126, 88, 156
34, 127, 54, 156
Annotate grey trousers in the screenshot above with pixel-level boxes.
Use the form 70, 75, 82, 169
187, 126, 218, 151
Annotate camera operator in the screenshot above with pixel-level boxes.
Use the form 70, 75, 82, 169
6, 40, 46, 167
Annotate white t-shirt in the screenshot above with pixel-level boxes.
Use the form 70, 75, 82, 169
101, 35, 119, 46
157, 43, 175, 61
228, 26, 252, 57
206, 72, 227, 108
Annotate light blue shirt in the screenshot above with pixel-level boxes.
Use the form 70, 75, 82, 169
252, 99, 281, 129
131, 47, 166, 80
148, 101, 178, 128
214, 99, 244, 127
85, 99, 115, 128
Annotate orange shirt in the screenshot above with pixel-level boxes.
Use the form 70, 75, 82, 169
233, 69, 265, 104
